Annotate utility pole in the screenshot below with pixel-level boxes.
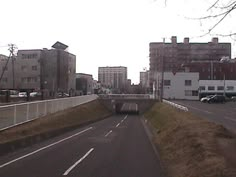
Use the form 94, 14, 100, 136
160, 38, 165, 102
9, 44, 17, 89
0, 44, 17, 89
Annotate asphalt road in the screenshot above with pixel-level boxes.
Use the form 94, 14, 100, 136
0, 114, 163, 177
172, 100, 236, 133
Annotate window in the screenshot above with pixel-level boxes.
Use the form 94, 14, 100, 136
21, 65, 27, 71
164, 80, 171, 86
32, 66, 37, 70
21, 77, 27, 83
22, 53, 38, 59
217, 86, 224, 90
192, 90, 198, 96
208, 86, 215, 90
185, 90, 192, 96
199, 86, 205, 90
185, 80, 191, 86
227, 86, 234, 91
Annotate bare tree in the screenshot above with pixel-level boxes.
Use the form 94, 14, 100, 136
159, 0, 236, 39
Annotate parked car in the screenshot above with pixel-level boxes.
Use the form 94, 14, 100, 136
30, 92, 39, 97
200, 95, 214, 103
18, 92, 27, 97
231, 96, 236, 102
207, 95, 226, 103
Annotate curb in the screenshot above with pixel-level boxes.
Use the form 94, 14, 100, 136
140, 116, 167, 177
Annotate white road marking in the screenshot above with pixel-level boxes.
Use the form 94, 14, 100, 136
105, 130, 113, 137
224, 116, 236, 122
116, 123, 120, 127
63, 148, 94, 176
0, 127, 93, 169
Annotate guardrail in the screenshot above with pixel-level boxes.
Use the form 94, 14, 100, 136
0, 95, 98, 131
163, 99, 188, 112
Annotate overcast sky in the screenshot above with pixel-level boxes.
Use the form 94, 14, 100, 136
1, 0, 236, 83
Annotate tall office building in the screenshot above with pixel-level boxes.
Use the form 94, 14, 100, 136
98, 66, 127, 92
149, 36, 231, 86
140, 70, 149, 88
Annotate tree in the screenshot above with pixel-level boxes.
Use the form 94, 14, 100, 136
160, 0, 236, 39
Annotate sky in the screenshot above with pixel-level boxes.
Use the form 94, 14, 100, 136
1, 0, 236, 84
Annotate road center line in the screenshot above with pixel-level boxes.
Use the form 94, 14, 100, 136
63, 148, 94, 176
116, 123, 120, 127
105, 130, 113, 137
0, 127, 93, 169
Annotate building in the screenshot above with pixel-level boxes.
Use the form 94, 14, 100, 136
76, 73, 93, 95
140, 70, 150, 90
98, 66, 127, 93
183, 59, 236, 80
0, 42, 76, 97
199, 80, 236, 97
149, 36, 231, 86
154, 72, 199, 100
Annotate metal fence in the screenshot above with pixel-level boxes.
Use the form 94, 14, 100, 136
163, 99, 188, 112
0, 95, 98, 131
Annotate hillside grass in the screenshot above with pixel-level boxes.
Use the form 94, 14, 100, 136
145, 102, 236, 177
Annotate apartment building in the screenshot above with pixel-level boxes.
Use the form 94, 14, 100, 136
0, 42, 76, 96
98, 66, 127, 93
149, 36, 231, 86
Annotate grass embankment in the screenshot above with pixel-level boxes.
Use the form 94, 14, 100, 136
145, 102, 236, 177
0, 100, 112, 144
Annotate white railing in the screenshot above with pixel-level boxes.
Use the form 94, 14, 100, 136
0, 95, 98, 131
163, 99, 188, 112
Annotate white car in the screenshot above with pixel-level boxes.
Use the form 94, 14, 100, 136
18, 92, 27, 97
200, 95, 214, 103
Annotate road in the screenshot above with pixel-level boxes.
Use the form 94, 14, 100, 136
172, 100, 236, 133
0, 114, 163, 177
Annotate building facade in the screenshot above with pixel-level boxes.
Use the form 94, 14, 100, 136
0, 42, 76, 96
76, 73, 93, 95
183, 59, 236, 80
98, 66, 127, 93
154, 72, 199, 100
199, 80, 236, 97
149, 36, 231, 86
140, 70, 150, 88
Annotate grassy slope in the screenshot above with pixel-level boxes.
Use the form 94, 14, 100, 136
145, 102, 236, 177
0, 100, 112, 144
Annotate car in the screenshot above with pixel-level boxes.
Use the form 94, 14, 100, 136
200, 95, 214, 103
30, 92, 39, 97
231, 96, 236, 102
207, 95, 226, 103
18, 92, 27, 97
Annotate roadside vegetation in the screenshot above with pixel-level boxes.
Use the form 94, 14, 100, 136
0, 100, 112, 144
145, 102, 236, 177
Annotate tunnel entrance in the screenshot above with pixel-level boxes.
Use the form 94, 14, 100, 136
115, 102, 139, 115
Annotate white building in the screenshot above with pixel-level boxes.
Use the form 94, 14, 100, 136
154, 72, 199, 100
199, 80, 236, 97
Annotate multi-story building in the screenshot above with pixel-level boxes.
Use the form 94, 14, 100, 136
76, 73, 93, 95
98, 66, 127, 93
0, 42, 76, 96
140, 70, 150, 88
183, 59, 236, 80
149, 36, 231, 86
